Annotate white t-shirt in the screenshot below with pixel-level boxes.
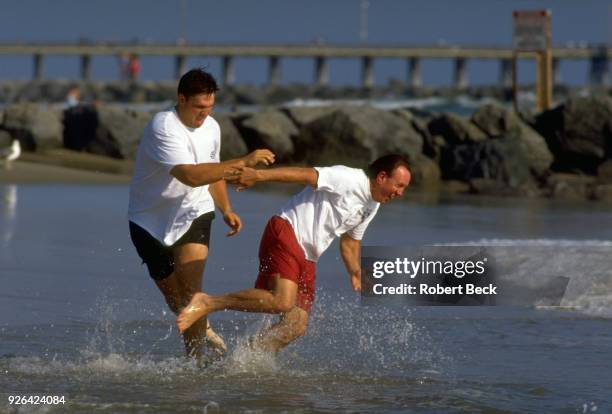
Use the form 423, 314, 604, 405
128, 108, 220, 246
279, 165, 380, 262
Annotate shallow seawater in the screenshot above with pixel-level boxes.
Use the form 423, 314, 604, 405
1, 184, 611, 413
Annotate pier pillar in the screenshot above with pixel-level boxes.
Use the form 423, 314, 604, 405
362, 56, 374, 88
407, 57, 421, 89
268, 56, 281, 86
589, 48, 609, 87
454, 57, 468, 90
175, 55, 186, 79
80, 54, 91, 81
552, 58, 562, 86
222, 56, 235, 86
499, 59, 512, 88
314, 56, 329, 86
33, 54, 43, 80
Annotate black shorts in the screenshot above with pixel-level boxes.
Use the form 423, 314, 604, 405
129, 211, 215, 280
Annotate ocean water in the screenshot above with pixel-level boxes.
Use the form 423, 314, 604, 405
1, 184, 612, 413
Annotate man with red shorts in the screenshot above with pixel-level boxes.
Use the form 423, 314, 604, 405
177, 154, 411, 353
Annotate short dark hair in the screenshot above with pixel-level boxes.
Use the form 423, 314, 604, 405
367, 154, 410, 179
177, 68, 219, 99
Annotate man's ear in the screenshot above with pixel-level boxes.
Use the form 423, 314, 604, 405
177, 94, 187, 106
376, 171, 388, 183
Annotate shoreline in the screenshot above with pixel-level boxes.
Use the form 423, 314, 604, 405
3, 154, 611, 209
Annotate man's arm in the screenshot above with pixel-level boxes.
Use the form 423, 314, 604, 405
224, 166, 318, 191
209, 180, 242, 236
170, 149, 275, 187
340, 233, 362, 292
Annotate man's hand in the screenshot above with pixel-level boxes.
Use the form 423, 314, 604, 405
223, 210, 242, 237
243, 149, 275, 168
349, 269, 362, 292
224, 167, 259, 191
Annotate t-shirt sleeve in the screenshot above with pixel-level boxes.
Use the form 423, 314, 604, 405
144, 117, 194, 172
314, 165, 359, 195
347, 205, 379, 240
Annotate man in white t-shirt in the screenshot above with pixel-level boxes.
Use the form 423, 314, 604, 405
128, 68, 274, 361
176, 154, 411, 353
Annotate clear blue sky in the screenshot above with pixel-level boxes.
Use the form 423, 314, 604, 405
0, 0, 609, 85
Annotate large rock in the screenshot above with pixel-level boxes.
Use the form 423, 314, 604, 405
296, 105, 423, 167
472, 104, 553, 177
213, 113, 248, 161
535, 97, 612, 174
281, 106, 335, 128
406, 153, 441, 188
0, 129, 12, 148
428, 113, 487, 146
442, 138, 535, 192
235, 109, 298, 161
544, 173, 596, 201
2, 103, 62, 151
597, 160, 612, 184
95, 106, 151, 159
64, 105, 150, 159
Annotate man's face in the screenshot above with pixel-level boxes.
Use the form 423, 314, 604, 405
371, 166, 411, 203
177, 93, 215, 128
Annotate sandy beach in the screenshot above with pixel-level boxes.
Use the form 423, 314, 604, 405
0, 149, 132, 184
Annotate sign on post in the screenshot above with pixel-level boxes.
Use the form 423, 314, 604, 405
512, 10, 552, 112
513, 10, 550, 51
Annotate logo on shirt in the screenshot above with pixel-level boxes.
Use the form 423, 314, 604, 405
359, 207, 374, 222
210, 149, 217, 160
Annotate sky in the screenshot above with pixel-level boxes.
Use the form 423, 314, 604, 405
0, 0, 609, 86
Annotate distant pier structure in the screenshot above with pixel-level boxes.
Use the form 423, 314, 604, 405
0, 42, 610, 87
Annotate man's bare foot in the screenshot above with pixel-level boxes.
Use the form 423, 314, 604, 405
177, 292, 211, 333
205, 320, 227, 355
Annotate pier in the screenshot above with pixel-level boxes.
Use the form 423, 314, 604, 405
0, 42, 610, 87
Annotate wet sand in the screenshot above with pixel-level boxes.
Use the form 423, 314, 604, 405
0, 149, 132, 184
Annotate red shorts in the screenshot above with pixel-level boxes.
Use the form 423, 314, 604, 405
255, 216, 317, 312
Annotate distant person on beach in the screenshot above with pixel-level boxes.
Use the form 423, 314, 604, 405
65, 86, 80, 108
127, 54, 141, 81
177, 154, 411, 353
128, 68, 275, 362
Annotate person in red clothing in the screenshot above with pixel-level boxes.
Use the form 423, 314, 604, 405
128, 54, 141, 81
177, 155, 411, 353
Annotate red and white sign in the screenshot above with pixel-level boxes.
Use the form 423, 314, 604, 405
513, 10, 551, 51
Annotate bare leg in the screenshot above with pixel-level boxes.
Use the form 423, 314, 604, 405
177, 276, 298, 333
252, 306, 310, 353
155, 243, 225, 360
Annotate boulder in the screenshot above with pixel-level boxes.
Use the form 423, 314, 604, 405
544, 173, 596, 201
592, 184, 612, 203
472, 104, 553, 177
235, 109, 298, 161
427, 113, 487, 146
393, 108, 438, 159
442, 138, 535, 191
213, 113, 248, 161
295, 105, 423, 167
94, 106, 151, 159
0, 129, 12, 147
535, 97, 612, 174
2, 103, 62, 151
597, 159, 612, 183
281, 106, 336, 128
406, 153, 441, 188
64, 105, 150, 159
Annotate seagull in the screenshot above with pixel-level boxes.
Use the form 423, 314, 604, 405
1, 139, 21, 171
